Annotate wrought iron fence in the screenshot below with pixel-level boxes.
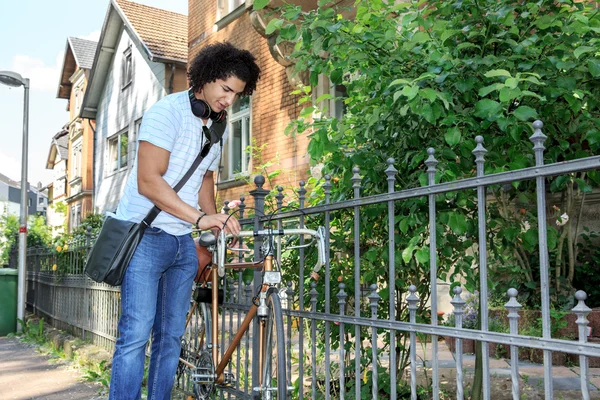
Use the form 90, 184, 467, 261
26, 120, 600, 399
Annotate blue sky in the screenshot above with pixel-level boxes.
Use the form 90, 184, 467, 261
0, 0, 187, 186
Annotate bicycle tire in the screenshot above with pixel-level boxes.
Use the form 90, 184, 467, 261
179, 301, 213, 399
261, 289, 289, 399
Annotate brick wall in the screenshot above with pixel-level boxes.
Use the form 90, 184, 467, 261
189, 1, 310, 205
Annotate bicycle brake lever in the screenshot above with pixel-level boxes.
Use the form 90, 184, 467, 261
314, 226, 326, 273
218, 230, 227, 277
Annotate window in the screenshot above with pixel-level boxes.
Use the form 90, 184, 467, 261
69, 203, 81, 232
71, 140, 82, 178
314, 74, 347, 120
108, 131, 129, 172
217, 0, 244, 19
221, 96, 251, 181
121, 45, 133, 88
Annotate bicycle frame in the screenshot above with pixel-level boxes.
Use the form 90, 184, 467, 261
181, 227, 326, 392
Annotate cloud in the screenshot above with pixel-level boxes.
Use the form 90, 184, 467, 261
0, 152, 22, 182
10, 51, 64, 92
80, 30, 101, 42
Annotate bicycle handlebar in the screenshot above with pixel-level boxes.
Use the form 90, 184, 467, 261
216, 227, 327, 277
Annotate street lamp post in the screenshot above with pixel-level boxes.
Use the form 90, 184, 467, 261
0, 71, 30, 333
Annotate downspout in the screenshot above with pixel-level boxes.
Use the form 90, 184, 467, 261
88, 119, 97, 212
168, 63, 175, 94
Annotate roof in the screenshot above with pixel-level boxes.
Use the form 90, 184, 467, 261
0, 172, 19, 187
57, 37, 98, 99
45, 128, 69, 169
80, 0, 188, 119
69, 37, 98, 69
116, 0, 187, 63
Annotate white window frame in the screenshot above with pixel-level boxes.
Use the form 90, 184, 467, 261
121, 45, 133, 89
69, 203, 82, 232
221, 96, 251, 181
216, 0, 245, 20
313, 74, 347, 120
107, 130, 129, 174
71, 138, 83, 179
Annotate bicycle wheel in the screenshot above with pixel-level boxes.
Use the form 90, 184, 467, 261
260, 289, 289, 399
179, 300, 213, 399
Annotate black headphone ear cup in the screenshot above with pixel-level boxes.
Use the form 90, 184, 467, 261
192, 99, 211, 119
211, 110, 227, 123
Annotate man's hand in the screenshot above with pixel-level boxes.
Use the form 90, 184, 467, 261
198, 213, 241, 239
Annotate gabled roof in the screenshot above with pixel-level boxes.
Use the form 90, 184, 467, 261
46, 128, 69, 169
57, 37, 98, 99
117, 0, 187, 62
80, 0, 187, 119
0, 172, 19, 188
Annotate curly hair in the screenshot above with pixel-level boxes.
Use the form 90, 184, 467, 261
187, 42, 261, 97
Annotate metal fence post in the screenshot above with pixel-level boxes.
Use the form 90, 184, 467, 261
368, 284, 380, 399
385, 158, 397, 400
337, 283, 348, 400
249, 175, 268, 399
450, 287, 466, 400
351, 166, 362, 400
323, 174, 332, 400
406, 285, 419, 400
424, 149, 440, 399
310, 282, 319, 400
505, 288, 522, 400
573, 290, 592, 399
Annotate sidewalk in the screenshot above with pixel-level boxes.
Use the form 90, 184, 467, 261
0, 336, 106, 400
414, 340, 600, 399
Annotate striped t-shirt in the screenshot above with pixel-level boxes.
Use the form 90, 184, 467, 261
115, 90, 226, 235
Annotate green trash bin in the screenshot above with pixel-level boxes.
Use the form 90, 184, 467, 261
0, 268, 18, 336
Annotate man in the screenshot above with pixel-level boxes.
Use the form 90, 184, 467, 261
109, 42, 261, 399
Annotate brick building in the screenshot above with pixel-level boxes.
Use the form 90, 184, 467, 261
188, 0, 312, 205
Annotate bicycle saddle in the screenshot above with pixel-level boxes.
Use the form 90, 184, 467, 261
197, 231, 216, 247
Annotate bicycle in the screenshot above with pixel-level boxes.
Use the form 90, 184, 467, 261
177, 226, 326, 399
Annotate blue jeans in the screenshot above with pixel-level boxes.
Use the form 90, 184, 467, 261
109, 227, 197, 400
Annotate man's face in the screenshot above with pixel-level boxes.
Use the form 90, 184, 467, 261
199, 75, 246, 113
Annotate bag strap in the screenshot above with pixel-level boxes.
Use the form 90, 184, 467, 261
141, 120, 227, 226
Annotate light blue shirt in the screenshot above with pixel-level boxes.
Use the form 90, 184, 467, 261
116, 90, 226, 235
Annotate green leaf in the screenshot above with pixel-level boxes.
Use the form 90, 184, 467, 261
574, 46, 595, 59
505, 77, 519, 89
474, 99, 502, 120
299, 106, 315, 118
389, 78, 410, 87
512, 106, 537, 121
587, 59, 600, 77
253, 0, 269, 10
522, 228, 538, 248
330, 69, 343, 85
484, 69, 512, 78
279, 24, 297, 41
478, 83, 503, 97
315, 93, 333, 103
401, 85, 419, 100
585, 129, 600, 145
420, 88, 438, 102
399, 217, 409, 233
402, 246, 415, 263
445, 127, 461, 146
499, 87, 521, 102
411, 31, 430, 44
415, 248, 430, 264
265, 18, 283, 35
448, 213, 467, 235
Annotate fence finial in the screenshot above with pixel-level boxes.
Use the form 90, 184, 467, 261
530, 120, 547, 156
473, 136, 488, 166
223, 200, 230, 214
324, 175, 332, 200
425, 148, 438, 178
351, 167, 361, 190
276, 186, 284, 210
239, 196, 246, 219
254, 174, 266, 189
450, 286, 466, 327
310, 282, 318, 311
368, 284, 380, 318
337, 283, 347, 308
385, 158, 397, 192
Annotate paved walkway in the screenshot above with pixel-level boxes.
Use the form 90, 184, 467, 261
0, 336, 106, 400
414, 341, 600, 399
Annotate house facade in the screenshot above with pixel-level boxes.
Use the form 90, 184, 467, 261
0, 173, 48, 218
53, 37, 98, 232
45, 129, 69, 235
81, 0, 188, 214
189, 0, 313, 203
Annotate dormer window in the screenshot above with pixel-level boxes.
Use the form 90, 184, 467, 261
121, 45, 133, 89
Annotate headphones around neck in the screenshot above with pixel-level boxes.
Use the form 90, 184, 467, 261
188, 88, 227, 123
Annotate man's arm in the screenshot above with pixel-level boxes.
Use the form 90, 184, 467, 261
198, 170, 217, 215
137, 141, 238, 233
